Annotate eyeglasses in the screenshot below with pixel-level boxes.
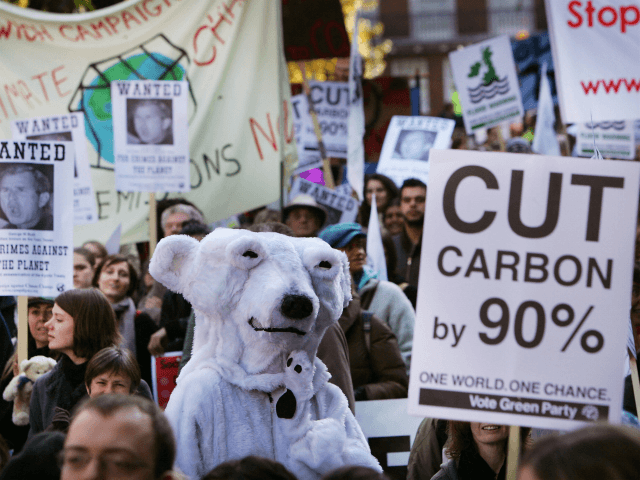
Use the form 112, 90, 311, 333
57, 449, 152, 477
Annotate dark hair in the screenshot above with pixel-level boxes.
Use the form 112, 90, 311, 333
446, 421, 530, 461
92, 254, 139, 299
246, 222, 294, 236
81, 241, 108, 262
399, 178, 427, 198
71, 394, 176, 479
202, 455, 297, 480
320, 466, 389, 480
85, 346, 141, 394
73, 247, 96, 268
54, 288, 122, 360
521, 424, 640, 480
180, 220, 210, 237
358, 174, 399, 225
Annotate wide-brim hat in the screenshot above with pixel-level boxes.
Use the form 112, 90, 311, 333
282, 194, 328, 226
319, 222, 366, 249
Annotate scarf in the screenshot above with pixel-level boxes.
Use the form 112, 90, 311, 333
111, 297, 137, 356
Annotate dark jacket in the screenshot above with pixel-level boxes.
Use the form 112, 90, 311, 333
338, 293, 408, 400
393, 226, 422, 288
317, 322, 356, 414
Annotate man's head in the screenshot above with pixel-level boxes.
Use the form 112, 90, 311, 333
0, 165, 51, 229
131, 100, 172, 145
28, 297, 54, 350
160, 204, 205, 237
399, 178, 427, 228
85, 346, 141, 398
61, 395, 176, 480
283, 195, 327, 238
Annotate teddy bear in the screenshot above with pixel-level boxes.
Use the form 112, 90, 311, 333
3, 355, 57, 426
150, 228, 382, 480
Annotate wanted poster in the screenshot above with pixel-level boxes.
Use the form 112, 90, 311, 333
111, 80, 190, 192
11, 112, 97, 225
576, 121, 635, 160
291, 94, 322, 174
0, 140, 74, 296
408, 149, 640, 430
289, 177, 360, 226
376, 116, 455, 187
449, 36, 524, 134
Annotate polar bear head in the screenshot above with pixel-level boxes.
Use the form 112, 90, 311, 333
149, 228, 352, 376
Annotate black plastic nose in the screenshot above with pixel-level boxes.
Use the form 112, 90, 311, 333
281, 295, 313, 320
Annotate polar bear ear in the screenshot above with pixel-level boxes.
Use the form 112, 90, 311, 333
338, 250, 353, 308
149, 235, 200, 293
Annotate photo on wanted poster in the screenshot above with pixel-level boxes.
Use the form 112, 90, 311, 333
126, 98, 174, 146
0, 163, 54, 231
392, 129, 438, 161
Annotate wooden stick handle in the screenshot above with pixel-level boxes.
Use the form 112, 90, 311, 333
17, 296, 28, 364
506, 425, 521, 480
149, 192, 157, 256
630, 355, 640, 418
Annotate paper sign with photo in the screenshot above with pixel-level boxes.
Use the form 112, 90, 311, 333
0, 140, 74, 296
576, 121, 635, 160
377, 116, 455, 187
289, 177, 360, 227
449, 36, 524, 134
11, 113, 97, 225
291, 94, 322, 174
111, 80, 190, 192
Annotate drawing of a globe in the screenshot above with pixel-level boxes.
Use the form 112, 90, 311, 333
80, 53, 186, 164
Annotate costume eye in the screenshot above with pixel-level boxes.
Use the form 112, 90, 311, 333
242, 250, 258, 259
317, 261, 332, 269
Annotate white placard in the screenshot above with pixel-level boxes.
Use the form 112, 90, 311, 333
376, 116, 455, 187
545, 0, 640, 123
0, 140, 74, 296
449, 36, 524, 134
408, 149, 640, 430
11, 113, 97, 225
291, 94, 322, 174
355, 399, 424, 470
300, 81, 349, 159
111, 80, 190, 192
576, 121, 635, 160
289, 178, 360, 226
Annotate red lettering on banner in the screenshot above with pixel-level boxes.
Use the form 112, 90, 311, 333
122, 10, 142, 30
0, 96, 7, 119
250, 114, 277, 160
77, 24, 100, 41
143, 0, 162, 17
31, 72, 49, 102
59, 24, 79, 42
51, 66, 70, 98
192, 0, 245, 67
277, 101, 295, 144
567, 1, 639, 33
105, 16, 120, 34
3, 84, 20, 115
17, 81, 35, 108
135, 5, 149, 21
91, 21, 113, 37
0, 20, 53, 42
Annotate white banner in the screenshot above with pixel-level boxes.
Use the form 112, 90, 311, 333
111, 80, 190, 192
376, 116, 455, 187
11, 112, 97, 225
408, 150, 640, 430
347, 12, 365, 201
545, 0, 640, 123
576, 121, 635, 160
302, 81, 349, 158
0, 140, 73, 296
289, 177, 359, 226
0, 0, 295, 245
449, 36, 524, 134
291, 94, 322, 175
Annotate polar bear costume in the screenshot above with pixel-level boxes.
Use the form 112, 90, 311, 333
150, 229, 382, 479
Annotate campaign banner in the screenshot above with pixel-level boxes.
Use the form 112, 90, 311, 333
376, 116, 455, 187
300, 81, 349, 159
11, 112, 97, 225
111, 80, 190, 192
289, 177, 359, 226
0, 140, 74, 296
355, 399, 423, 476
151, 351, 182, 410
545, 0, 640, 123
449, 36, 524, 134
576, 121, 635, 160
0, 0, 295, 245
291, 94, 322, 175
408, 150, 640, 430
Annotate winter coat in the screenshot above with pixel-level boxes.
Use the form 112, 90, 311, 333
431, 451, 506, 480
393, 227, 422, 288
316, 322, 356, 414
338, 294, 408, 400
359, 277, 415, 373
166, 356, 380, 480
431, 459, 459, 480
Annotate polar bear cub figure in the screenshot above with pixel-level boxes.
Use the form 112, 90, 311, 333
150, 228, 381, 479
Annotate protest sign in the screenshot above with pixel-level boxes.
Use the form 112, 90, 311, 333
291, 94, 322, 175
300, 81, 349, 159
576, 121, 635, 160
511, 32, 557, 111
11, 112, 97, 225
408, 149, 640, 430
151, 351, 181, 409
376, 116, 455, 186
289, 177, 359, 226
0, 140, 73, 296
545, 0, 640, 123
355, 399, 423, 476
347, 12, 365, 201
111, 80, 190, 192
449, 36, 524, 134
0, 1, 295, 245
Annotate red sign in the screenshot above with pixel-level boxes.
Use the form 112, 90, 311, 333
152, 352, 182, 409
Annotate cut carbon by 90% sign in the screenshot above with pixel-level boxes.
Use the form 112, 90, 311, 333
478, 299, 603, 353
